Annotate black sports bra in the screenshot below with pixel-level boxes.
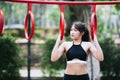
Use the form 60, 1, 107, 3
66, 41, 87, 61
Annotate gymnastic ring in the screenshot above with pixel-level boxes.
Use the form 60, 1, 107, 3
59, 5, 64, 40
0, 10, 4, 35
90, 13, 97, 40
24, 11, 34, 40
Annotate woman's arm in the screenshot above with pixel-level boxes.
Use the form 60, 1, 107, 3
51, 35, 65, 62
89, 34, 104, 61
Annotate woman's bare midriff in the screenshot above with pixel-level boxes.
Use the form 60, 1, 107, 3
65, 60, 88, 75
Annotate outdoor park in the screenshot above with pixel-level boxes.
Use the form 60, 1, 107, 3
0, 0, 120, 80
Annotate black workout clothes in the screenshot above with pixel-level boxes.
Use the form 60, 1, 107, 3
64, 74, 89, 80
66, 41, 87, 61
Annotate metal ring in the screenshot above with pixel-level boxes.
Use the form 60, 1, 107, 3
59, 5, 64, 40
24, 11, 34, 40
0, 10, 4, 35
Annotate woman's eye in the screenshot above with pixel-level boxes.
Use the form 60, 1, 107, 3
74, 29, 78, 32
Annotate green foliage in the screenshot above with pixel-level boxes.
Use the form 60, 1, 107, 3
39, 38, 65, 77
4, 29, 24, 38
0, 35, 23, 80
100, 38, 120, 77
115, 5, 120, 11
48, 5, 59, 26
97, 20, 104, 38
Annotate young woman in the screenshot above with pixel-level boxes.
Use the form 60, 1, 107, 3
51, 21, 104, 80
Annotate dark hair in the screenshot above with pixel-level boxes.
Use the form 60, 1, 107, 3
72, 21, 90, 41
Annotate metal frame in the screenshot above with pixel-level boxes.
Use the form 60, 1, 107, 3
0, 0, 120, 5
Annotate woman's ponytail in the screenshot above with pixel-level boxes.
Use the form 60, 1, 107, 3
82, 27, 90, 41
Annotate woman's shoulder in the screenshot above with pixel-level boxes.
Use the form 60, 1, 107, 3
82, 41, 92, 46
63, 41, 72, 44
82, 41, 91, 43
62, 41, 73, 46
61, 41, 73, 50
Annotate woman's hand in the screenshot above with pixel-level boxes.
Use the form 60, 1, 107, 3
90, 34, 104, 61
92, 34, 98, 44
56, 35, 61, 44
56, 34, 65, 44
51, 34, 65, 62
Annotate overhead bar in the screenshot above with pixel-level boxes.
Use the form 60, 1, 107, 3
1, 0, 120, 5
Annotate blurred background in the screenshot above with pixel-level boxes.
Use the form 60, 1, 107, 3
0, 0, 120, 80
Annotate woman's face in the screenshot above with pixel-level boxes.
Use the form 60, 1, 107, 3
70, 25, 82, 40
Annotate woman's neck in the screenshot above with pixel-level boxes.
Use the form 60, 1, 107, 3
73, 38, 82, 44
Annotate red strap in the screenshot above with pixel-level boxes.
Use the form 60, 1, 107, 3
0, 10, 4, 35
92, 5, 96, 13
90, 5, 97, 40
24, 4, 34, 40
28, 3, 32, 11
59, 5, 64, 40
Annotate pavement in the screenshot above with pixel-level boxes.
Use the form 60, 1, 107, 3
19, 69, 43, 77
19, 69, 64, 77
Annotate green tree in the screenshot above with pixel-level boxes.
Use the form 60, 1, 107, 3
64, 0, 119, 36
100, 38, 120, 77
65, 0, 91, 36
115, 5, 120, 12
0, 35, 23, 80
0, 2, 13, 24
39, 39, 65, 77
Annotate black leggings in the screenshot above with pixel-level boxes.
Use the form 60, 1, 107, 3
64, 74, 89, 80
